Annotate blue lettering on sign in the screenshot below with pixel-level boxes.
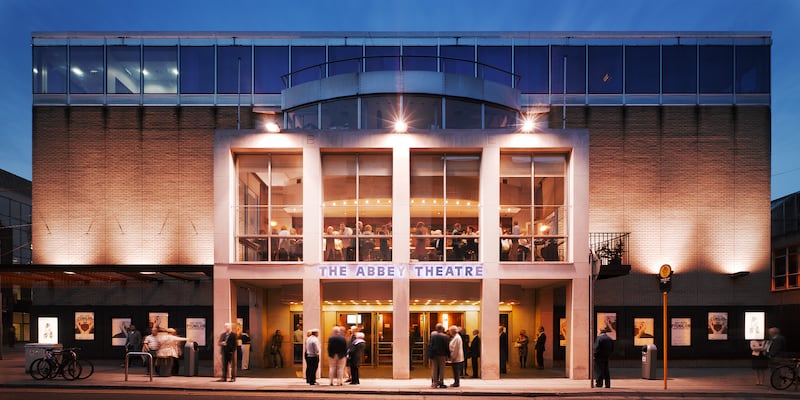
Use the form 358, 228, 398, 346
320, 264, 481, 279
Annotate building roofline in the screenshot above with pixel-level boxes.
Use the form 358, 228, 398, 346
31, 31, 772, 40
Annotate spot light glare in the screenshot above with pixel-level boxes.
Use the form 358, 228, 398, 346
521, 118, 535, 133
265, 121, 281, 133
394, 119, 408, 133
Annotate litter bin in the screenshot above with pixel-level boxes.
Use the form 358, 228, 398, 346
25, 343, 62, 373
183, 341, 199, 376
642, 344, 657, 379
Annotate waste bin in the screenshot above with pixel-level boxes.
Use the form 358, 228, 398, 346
157, 357, 173, 377
24, 343, 62, 373
183, 341, 199, 376
641, 344, 657, 379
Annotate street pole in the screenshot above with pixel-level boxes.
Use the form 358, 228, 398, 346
663, 290, 668, 390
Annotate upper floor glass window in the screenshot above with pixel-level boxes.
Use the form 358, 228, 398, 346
69, 46, 103, 94
625, 46, 659, 94
500, 153, 567, 262
477, 46, 512, 86
699, 45, 732, 93
441, 45, 474, 77
773, 246, 799, 291
143, 47, 177, 94
236, 154, 303, 262
107, 46, 141, 94
218, 46, 252, 94
322, 153, 393, 262
321, 97, 357, 130
365, 46, 400, 72
662, 45, 697, 94
291, 46, 325, 86
33, 46, 67, 94
736, 45, 770, 94
255, 46, 289, 94
588, 46, 622, 94
551, 46, 586, 94
514, 46, 548, 94
410, 153, 480, 262
445, 98, 482, 129
402, 46, 437, 72
180, 46, 214, 94
329, 46, 362, 76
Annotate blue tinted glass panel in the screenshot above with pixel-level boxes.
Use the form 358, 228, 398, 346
34, 46, 67, 94
402, 46, 437, 71
588, 46, 622, 94
477, 46, 512, 85
69, 47, 102, 94
329, 46, 362, 76
218, 46, 252, 94
365, 46, 400, 71
441, 45, 474, 77
551, 46, 586, 94
180, 47, 214, 94
736, 45, 770, 93
254, 46, 288, 93
445, 98, 481, 128
699, 46, 732, 93
107, 46, 141, 94
143, 47, 177, 94
291, 46, 325, 86
662, 45, 696, 94
625, 46, 659, 94
514, 46, 548, 94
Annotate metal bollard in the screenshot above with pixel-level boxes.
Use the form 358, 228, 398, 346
125, 351, 153, 382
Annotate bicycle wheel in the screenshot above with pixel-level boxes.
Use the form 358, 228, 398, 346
76, 358, 94, 379
29, 358, 49, 380
62, 358, 82, 381
770, 365, 795, 390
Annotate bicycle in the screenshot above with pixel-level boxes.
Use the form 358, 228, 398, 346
770, 357, 800, 390
70, 347, 95, 379
29, 348, 81, 381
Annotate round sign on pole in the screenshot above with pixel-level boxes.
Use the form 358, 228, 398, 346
659, 264, 673, 293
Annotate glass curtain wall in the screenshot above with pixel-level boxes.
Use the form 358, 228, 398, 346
236, 154, 303, 262
410, 153, 480, 262
322, 153, 393, 262
500, 153, 567, 262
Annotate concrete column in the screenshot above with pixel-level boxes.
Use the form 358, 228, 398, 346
566, 277, 590, 379
303, 270, 322, 379
248, 287, 265, 368
392, 276, 410, 379
537, 287, 555, 368
392, 136, 411, 379
212, 272, 236, 377
481, 277, 500, 379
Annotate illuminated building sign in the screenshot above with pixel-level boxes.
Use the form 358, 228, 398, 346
318, 264, 484, 279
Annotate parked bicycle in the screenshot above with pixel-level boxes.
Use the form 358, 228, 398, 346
771, 357, 800, 390
29, 347, 94, 380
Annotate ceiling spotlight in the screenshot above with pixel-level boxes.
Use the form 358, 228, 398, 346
520, 118, 535, 133
394, 119, 408, 133
265, 121, 281, 133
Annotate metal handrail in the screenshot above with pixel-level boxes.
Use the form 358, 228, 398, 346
124, 351, 153, 382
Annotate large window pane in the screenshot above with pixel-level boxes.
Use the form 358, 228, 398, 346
329, 46, 362, 76
361, 95, 399, 129
255, 46, 289, 94
445, 98, 481, 129
736, 45, 770, 94
625, 46, 659, 94
699, 45, 733, 93
107, 46, 141, 94
402, 46, 437, 71
180, 46, 214, 94
365, 46, 400, 72
69, 46, 102, 94
514, 46, 548, 94
477, 46, 512, 85
321, 98, 357, 130
358, 154, 393, 261
291, 46, 325, 86
441, 45, 474, 77
143, 47, 177, 94
485, 104, 515, 129
33, 46, 67, 94
403, 95, 441, 129
551, 46, 586, 94
588, 46, 622, 94
662, 45, 697, 94
287, 104, 318, 129
218, 46, 252, 94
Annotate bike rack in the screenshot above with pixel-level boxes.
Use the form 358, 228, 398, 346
124, 351, 153, 382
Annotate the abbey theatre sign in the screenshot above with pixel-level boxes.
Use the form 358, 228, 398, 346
319, 264, 484, 279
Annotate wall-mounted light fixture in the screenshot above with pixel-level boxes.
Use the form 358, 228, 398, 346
265, 121, 281, 133
728, 271, 750, 279
393, 119, 408, 133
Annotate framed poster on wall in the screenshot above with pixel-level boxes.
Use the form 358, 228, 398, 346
149, 312, 168, 332
186, 318, 206, 346
596, 312, 617, 340
112, 318, 132, 346
74, 312, 95, 341
633, 318, 655, 346
708, 312, 728, 340
744, 311, 765, 340
671, 318, 692, 346
38, 317, 58, 344
559, 318, 567, 346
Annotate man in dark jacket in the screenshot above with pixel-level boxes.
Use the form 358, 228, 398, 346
327, 326, 348, 385
535, 326, 547, 369
594, 327, 614, 388
469, 329, 481, 378
499, 325, 508, 374
459, 327, 469, 377
218, 323, 238, 382
428, 323, 450, 388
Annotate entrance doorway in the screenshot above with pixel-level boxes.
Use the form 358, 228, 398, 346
409, 311, 466, 367
337, 311, 392, 366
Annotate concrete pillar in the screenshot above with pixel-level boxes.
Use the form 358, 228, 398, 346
248, 288, 266, 368
212, 272, 236, 377
537, 287, 555, 368
481, 277, 500, 379
566, 277, 590, 379
303, 270, 322, 379
392, 276, 410, 379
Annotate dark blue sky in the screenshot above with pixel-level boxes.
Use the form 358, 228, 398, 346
2, 0, 797, 199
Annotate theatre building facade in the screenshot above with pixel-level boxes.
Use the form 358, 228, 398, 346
26, 31, 772, 379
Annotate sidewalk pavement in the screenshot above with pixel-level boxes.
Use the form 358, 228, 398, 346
1, 346, 798, 398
